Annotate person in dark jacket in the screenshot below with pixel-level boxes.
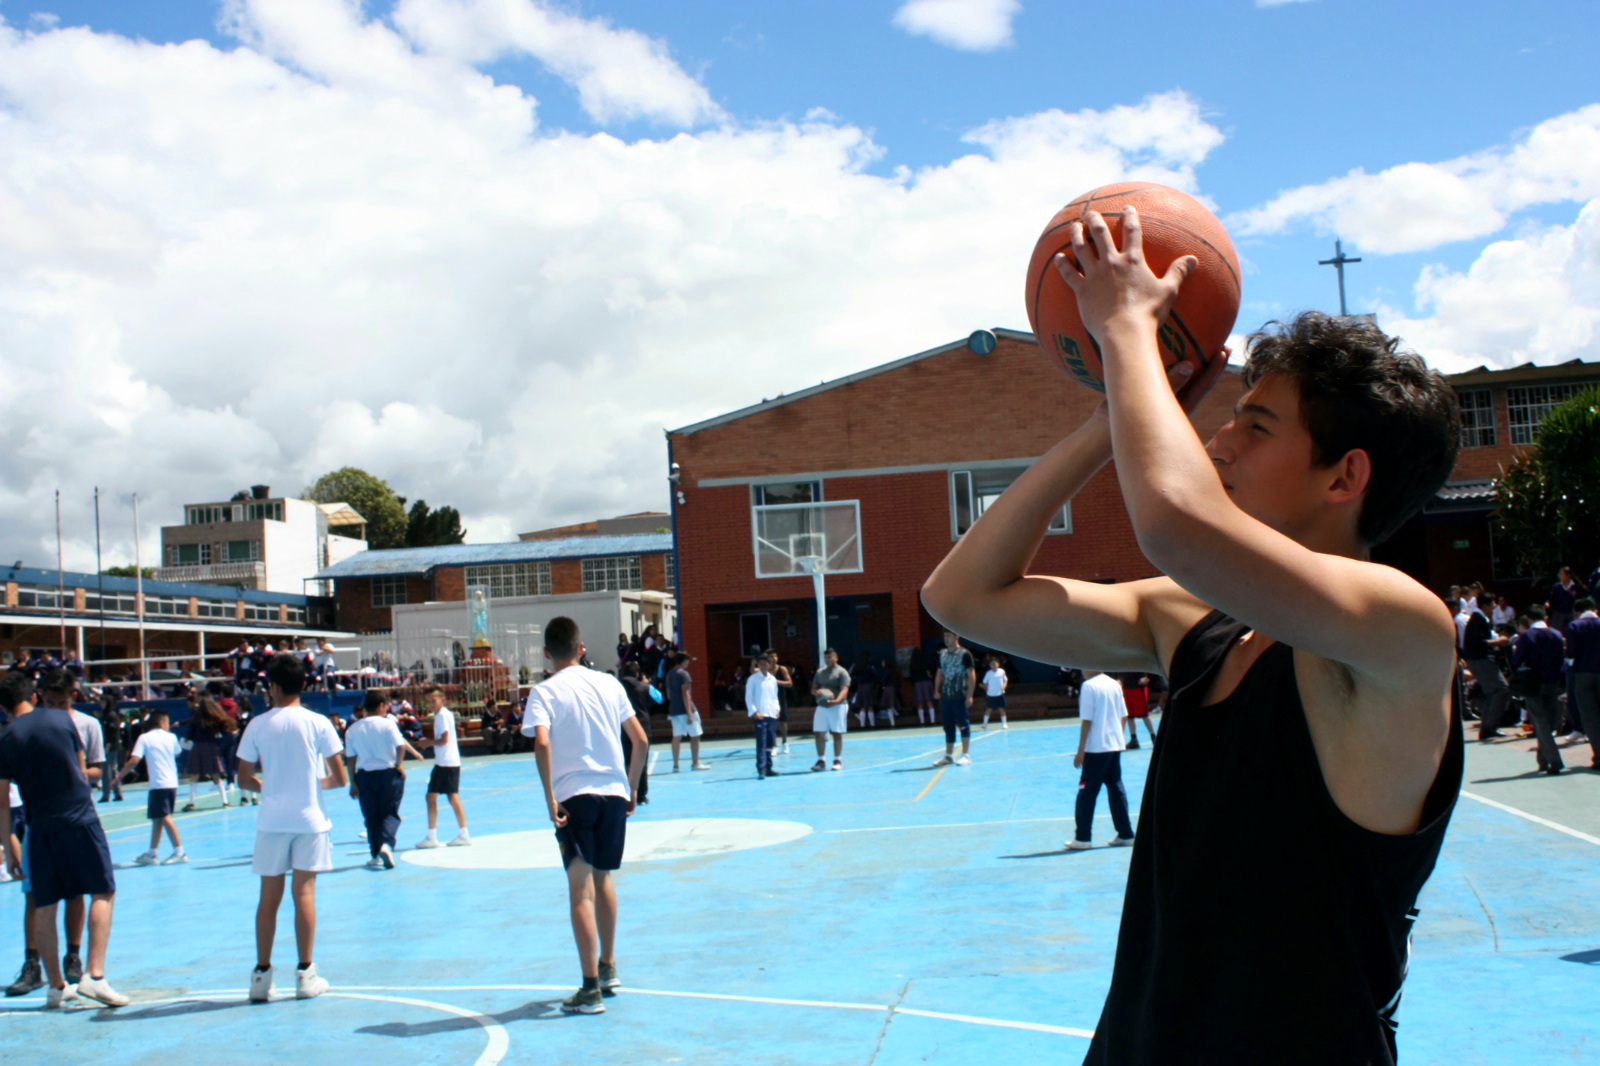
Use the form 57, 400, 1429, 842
1512, 606, 1568, 774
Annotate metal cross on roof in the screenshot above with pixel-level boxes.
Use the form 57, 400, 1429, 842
1318, 239, 1362, 316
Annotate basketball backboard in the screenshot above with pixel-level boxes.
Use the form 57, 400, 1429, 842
752, 501, 862, 578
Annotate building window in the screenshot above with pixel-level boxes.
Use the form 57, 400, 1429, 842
582, 556, 643, 592
285, 605, 307, 625
1506, 382, 1593, 446
244, 502, 283, 522
225, 540, 259, 563
170, 543, 212, 566
16, 586, 68, 611
951, 467, 1071, 538
196, 600, 234, 618
664, 553, 675, 592
187, 506, 229, 525
1457, 388, 1496, 449
244, 604, 279, 622
144, 595, 188, 617
464, 563, 552, 599
83, 591, 137, 615
753, 481, 822, 507
371, 576, 409, 608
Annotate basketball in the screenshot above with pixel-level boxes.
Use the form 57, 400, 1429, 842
1025, 181, 1242, 392
814, 688, 835, 705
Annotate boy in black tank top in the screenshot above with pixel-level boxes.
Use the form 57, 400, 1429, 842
923, 206, 1463, 1064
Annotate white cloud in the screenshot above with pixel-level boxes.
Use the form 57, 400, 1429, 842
1230, 104, 1600, 253
892, 0, 1021, 52
0, 9, 1226, 570
1376, 201, 1600, 372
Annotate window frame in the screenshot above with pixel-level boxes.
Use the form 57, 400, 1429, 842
463, 562, 552, 599
582, 556, 643, 592
1506, 381, 1593, 446
1456, 387, 1496, 449
950, 466, 1071, 539
371, 576, 410, 608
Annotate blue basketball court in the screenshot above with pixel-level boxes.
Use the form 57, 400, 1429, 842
3, 719, 1598, 1064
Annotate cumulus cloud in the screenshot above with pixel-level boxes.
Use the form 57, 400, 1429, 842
1375, 201, 1600, 372
1229, 104, 1600, 253
891, 0, 1021, 52
0, 7, 1226, 570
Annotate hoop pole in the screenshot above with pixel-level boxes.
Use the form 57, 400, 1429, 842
811, 565, 827, 671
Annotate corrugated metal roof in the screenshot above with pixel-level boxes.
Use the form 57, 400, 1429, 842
2, 565, 320, 605
315, 533, 674, 579
1436, 479, 1497, 502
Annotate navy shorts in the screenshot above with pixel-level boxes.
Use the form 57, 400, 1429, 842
940, 695, 971, 739
147, 788, 176, 821
555, 793, 628, 872
986, 694, 1007, 711
28, 820, 115, 906
10, 804, 26, 843
427, 765, 461, 796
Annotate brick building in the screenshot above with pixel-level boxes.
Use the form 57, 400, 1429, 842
318, 534, 675, 634
666, 329, 1247, 692
667, 329, 1600, 696
1410, 358, 1600, 595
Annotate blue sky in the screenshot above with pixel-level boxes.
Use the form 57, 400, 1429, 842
1, 0, 1596, 564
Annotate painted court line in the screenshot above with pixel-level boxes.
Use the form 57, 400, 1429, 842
827, 815, 1076, 835
1460, 790, 1600, 847
894, 1006, 1095, 1039
914, 766, 948, 803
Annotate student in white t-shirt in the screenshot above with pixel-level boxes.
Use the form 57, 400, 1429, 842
344, 689, 424, 870
112, 711, 186, 866
521, 616, 648, 1016
981, 656, 1009, 730
1066, 671, 1137, 850
414, 685, 470, 848
236, 653, 346, 1003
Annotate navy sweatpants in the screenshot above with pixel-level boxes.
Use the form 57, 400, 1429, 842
1074, 751, 1135, 844
356, 768, 405, 858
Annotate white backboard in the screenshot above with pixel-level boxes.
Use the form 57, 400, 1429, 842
752, 501, 863, 578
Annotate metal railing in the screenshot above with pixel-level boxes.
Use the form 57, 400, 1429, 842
153, 560, 266, 584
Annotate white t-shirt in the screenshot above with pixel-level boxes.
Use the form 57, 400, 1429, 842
746, 671, 780, 717
983, 668, 1007, 697
1454, 609, 1471, 649
430, 708, 461, 768
132, 729, 182, 790
237, 704, 343, 835
345, 716, 405, 772
522, 665, 636, 803
1079, 674, 1128, 754
1492, 604, 1515, 627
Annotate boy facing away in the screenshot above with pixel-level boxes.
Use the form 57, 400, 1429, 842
523, 616, 648, 1015
113, 711, 187, 866
922, 207, 1463, 1064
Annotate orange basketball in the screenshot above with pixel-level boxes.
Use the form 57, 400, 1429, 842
1025, 181, 1242, 393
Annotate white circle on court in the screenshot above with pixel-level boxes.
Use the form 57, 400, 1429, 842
401, 818, 813, 870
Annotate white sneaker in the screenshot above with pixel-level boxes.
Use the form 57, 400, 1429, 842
1001, 721, 1008, 730
932, 755, 953, 767
415, 837, 442, 849
162, 850, 188, 865
781, 744, 790, 754
446, 833, 472, 847
379, 844, 395, 869
358, 830, 368, 840
1065, 839, 1093, 851
249, 966, 274, 1002
77, 974, 129, 1007
295, 964, 328, 999
691, 762, 711, 771
955, 754, 972, 766
0, 867, 13, 883
133, 850, 158, 866
365, 857, 386, 870
832, 759, 843, 771
46, 984, 79, 1009
1109, 836, 1135, 847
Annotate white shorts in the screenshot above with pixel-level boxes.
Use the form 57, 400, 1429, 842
252, 831, 334, 876
812, 704, 849, 735
669, 714, 703, 738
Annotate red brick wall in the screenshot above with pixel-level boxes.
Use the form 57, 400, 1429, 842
333, 575, 432, 633
670, 335, 1247, 695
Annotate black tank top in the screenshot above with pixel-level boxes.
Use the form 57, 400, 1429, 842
1083, 611, 1463, 1065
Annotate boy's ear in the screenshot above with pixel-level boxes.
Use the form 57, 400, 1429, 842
1326, 448, 1372, 504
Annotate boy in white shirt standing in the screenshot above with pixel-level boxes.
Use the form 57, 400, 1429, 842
981, 655, 1009, 730
112, 711, 186, 866
344, 690, 424, 870
415, 685, 470, 848
236, 654, 347, 1001
1067, 671, 1136, 850
746, 654, 781, 779
522, 617, 648, 1015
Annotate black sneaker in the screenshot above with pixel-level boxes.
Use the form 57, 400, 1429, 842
561, 986, 605, 1014
598, 962, 621, 996
811, 760, 826, 772
1127, 739, 1141, 750
5, 957, 43, 997
63, 954, 83, 985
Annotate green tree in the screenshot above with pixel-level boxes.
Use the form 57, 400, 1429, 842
306, 467, 408, 549
1492, 385, 1600, 579
405, 500, 467, 547
101, 565, 155, 579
